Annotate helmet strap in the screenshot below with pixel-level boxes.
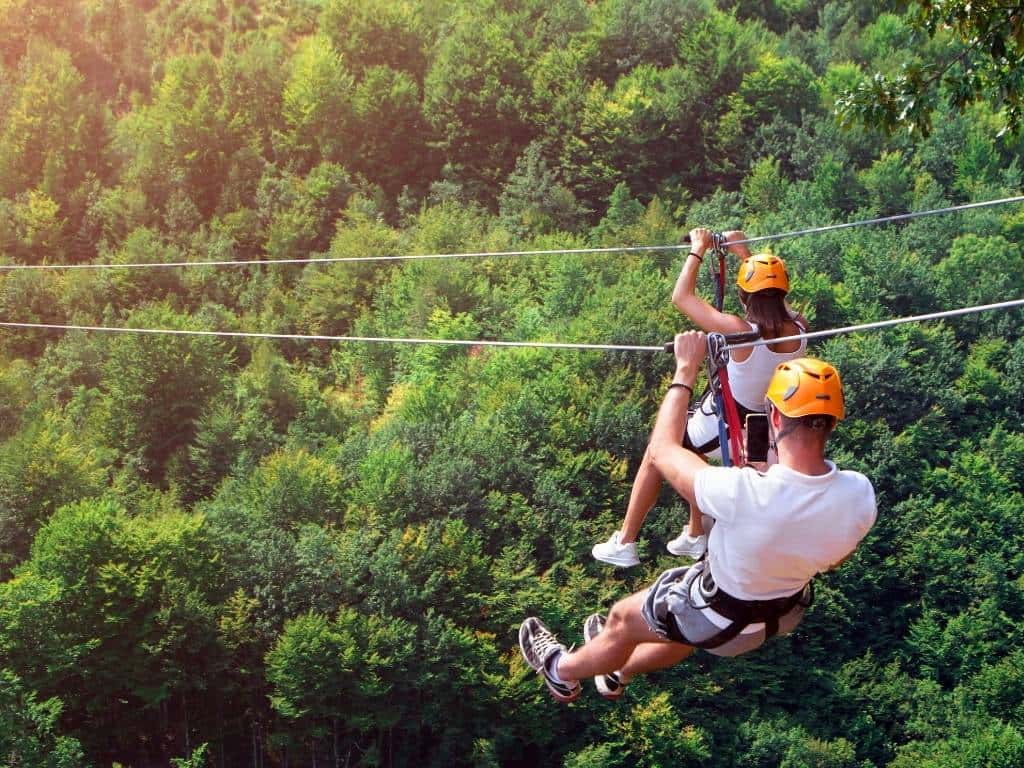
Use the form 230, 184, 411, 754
766, 402, 800, 446
765, 402, 779, 452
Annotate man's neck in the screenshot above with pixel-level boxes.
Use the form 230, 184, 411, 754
776, 441, 831, 476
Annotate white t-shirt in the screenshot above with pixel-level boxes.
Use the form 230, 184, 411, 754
694, 461, 877, 601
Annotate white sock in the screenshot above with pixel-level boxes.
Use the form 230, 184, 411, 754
545, 651, 568, 683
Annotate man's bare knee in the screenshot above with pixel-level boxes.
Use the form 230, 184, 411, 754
606, 597, 636, 634
602, 602, 626, 638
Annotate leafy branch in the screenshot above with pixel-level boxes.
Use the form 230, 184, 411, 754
838, 0, 1024, 135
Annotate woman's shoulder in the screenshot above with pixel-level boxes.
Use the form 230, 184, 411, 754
702, 312, 757, 335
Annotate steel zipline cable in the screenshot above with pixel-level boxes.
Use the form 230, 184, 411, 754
725, 297, 1024, 351
2, 298, 1022, 352
0, 322, 663, 352
0, 195, 1022, 271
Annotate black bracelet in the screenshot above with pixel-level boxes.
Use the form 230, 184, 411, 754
688, 251, 703, 263
667, 382, 694, 397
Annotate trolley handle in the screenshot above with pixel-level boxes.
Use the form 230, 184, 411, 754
662, 330, 761, 354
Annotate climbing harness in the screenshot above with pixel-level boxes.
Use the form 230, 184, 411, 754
686, 560, 813, 649
657, 559, 814, 649
666, 328, 762, 467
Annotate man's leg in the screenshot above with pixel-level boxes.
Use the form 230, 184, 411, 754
617, 642, 694, 685
556, 591, 675, 682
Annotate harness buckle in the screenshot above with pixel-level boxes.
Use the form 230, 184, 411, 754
698, 568, 718, 601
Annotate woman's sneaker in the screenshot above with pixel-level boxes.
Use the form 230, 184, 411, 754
591, 531, 640, 567
519, 617, 581, 703
665, 528, 706, 557
666, 515, 715, 558
583, 614, 625, 700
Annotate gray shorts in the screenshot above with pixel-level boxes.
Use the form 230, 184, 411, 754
641, 563, 808, 657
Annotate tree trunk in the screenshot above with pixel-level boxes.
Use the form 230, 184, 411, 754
183, 694, 190, 754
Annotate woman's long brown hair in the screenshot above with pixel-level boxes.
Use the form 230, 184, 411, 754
738, 288, 791, 339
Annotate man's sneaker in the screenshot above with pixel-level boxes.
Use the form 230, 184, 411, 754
592, 531, 640, 567
519, 617, 581, 703
666, 515, 715, 558
583, 614, 625, 700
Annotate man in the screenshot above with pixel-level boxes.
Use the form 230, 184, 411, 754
519, 331, 876, 702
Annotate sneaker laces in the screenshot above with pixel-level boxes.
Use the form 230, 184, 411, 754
531, 624, 565, 663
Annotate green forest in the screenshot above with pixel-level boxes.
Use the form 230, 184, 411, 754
1, 0, 1023, 766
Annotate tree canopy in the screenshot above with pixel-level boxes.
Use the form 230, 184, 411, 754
0, 0, 1023, 766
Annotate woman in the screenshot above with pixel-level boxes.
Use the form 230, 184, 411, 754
592, 227, 808, 567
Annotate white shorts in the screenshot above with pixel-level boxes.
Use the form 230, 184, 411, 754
685, 390, 761, 461
684, 397, 723, 460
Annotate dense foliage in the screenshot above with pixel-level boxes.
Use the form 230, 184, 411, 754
1, 0, 1023, 766
837, 0, 1024, 135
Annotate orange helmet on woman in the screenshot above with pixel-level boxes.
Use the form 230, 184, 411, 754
737, 254, 789, 294
765, 358, 845, 420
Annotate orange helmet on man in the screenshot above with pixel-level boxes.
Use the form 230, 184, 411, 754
737, 254, 789, 294
765, 357, 845, 421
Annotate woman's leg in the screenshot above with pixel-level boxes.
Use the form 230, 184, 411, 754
619, 447, 663, 543
609, 394, 712, 549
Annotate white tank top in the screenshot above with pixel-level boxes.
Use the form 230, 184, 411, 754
726, 318, 807, 410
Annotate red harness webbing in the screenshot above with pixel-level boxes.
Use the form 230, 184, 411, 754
717, 366, 745, 466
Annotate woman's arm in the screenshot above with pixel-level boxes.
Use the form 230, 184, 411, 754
722, 230, 753, 260
672, 227, 750, 334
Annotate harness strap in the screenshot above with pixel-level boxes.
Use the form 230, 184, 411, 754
688, 614, 747, 650
689, 569, 811, 650
717, 367, 746, 466
711, 241, 727, 312
705, 333, 729, 464
712, 385, 732, 466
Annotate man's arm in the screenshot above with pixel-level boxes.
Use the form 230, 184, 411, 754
648, 331, 710, 505
827, 554, 851, 571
